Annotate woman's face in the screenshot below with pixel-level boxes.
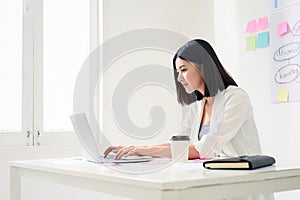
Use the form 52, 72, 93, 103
175, 57, 205, 94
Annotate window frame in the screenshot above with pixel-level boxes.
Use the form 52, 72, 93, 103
0, 0, 103, 147
0, 0, 34, 147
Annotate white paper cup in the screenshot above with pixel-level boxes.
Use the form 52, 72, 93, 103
170, 135, 190, 162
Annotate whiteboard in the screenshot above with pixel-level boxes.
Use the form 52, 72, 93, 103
270, 3, 300, 102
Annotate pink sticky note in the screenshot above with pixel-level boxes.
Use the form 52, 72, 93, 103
246, 20, 257, 33
257, 16, 268, 30
277, 21, 289, 36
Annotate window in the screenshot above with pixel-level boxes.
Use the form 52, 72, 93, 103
43, 0, 89, 132
0, 1, 25, 146
0, 1, 22, 132
0, 0, 100, 146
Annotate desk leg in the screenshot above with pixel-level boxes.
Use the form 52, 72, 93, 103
10, 166, 21, 200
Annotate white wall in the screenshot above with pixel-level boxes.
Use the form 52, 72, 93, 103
214, 1, 300, 197
103, 0, 214, 40
101, 0, 214, 148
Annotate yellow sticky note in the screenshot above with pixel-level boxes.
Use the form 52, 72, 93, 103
246, 35, 257, 51
277, 88, 289, 102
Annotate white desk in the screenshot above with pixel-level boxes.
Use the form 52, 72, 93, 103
10, 158, 300, 200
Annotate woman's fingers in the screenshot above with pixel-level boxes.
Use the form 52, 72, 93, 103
103, 146, 115, 157
103, 145, 123, 157
104, 145, 138, 159
115, 146, 136, 160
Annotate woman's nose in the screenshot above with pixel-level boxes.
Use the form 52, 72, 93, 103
177, 73, 183, 82
177, 74, 181, 82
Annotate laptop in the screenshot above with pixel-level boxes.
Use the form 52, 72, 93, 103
70, 113, 153, 163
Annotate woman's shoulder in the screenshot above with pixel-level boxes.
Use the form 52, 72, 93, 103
221, 85, 251, 104
224, 85, 249, 98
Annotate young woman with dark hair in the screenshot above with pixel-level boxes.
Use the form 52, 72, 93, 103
104, 39, 262, 160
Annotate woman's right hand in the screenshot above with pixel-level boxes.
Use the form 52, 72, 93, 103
103, 145, 123, 158
103, 145, 138, 160
103, 143, 171, 159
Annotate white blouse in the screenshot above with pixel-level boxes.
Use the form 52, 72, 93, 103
178, 86, 262, 159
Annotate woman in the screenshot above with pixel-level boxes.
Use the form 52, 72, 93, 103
104, 39, 262, 160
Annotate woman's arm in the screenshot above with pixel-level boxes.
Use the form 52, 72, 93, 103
104, 143, 201, 160
189, 144, 200, 159
104, 143, 171, 160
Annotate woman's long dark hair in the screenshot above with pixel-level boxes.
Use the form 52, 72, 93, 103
173, 39, 237, 106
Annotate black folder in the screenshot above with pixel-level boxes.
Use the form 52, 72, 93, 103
203, 155, 276, 170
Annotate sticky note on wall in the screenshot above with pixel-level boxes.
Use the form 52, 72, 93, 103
246, 35, 257, 50
246, 20, 257, 33
257, 32, 269, 48
277, 88, 289, 102
277, 21, 289, 36
257, 16, 268, 30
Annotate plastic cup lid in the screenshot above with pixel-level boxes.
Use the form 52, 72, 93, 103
170, 135, 190, 141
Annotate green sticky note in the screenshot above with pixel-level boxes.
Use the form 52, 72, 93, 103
277, 88, 289, 102
246, 35, 257, 51
257, 31, 269, 48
